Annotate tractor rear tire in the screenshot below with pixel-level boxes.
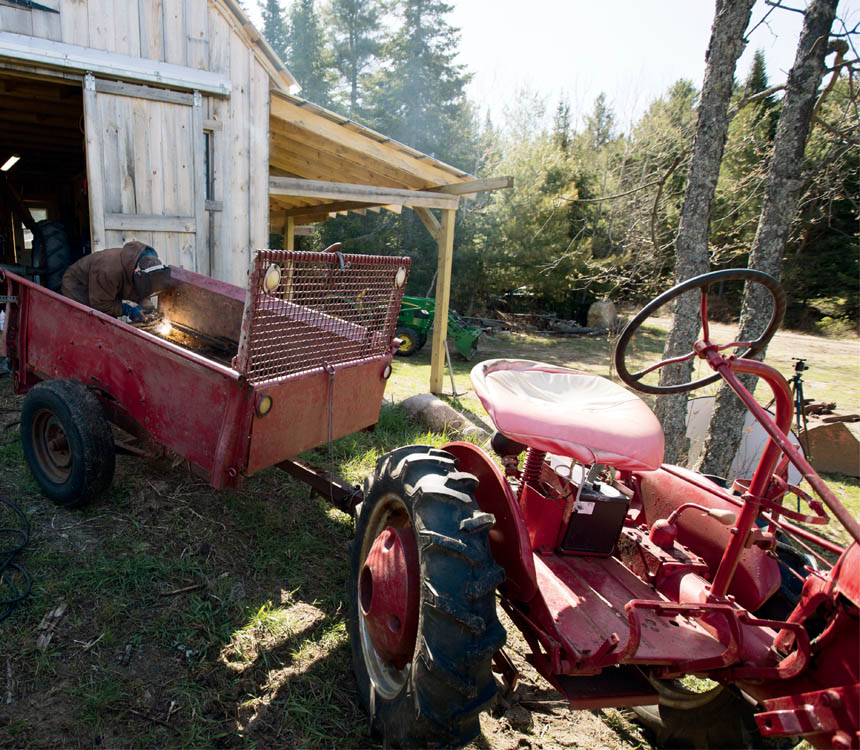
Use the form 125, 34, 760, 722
33, 220, 72, 292
21, 379, 115, 508
630, 675, 787, 749
349, 445, 506, 747
394, 326, 421, 357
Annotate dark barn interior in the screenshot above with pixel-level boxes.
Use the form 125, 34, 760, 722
0, 72, 87, 278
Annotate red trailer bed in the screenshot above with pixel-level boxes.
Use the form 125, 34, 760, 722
2, 249, 409, 500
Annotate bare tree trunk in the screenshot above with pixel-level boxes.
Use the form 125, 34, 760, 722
696, 0, 839, 477
654, 0, 755, 464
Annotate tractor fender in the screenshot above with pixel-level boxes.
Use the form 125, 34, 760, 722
636, 465, 781, 612
833, 542, 860, 608
443, 441, 538, 602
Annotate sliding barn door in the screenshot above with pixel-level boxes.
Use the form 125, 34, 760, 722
82, 74, 208, 274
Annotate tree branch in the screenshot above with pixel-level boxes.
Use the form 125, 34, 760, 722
650, 155, 683, 250
825, 57, 859, 70
558, 168, 677, 204
812, 114, 860, 144
830, 22, 859, 37
764, 0, 805, 14
730, 83, 787, 118
800, 141, 857, 190
814, 40, 850, 117
745, 3, 780, 41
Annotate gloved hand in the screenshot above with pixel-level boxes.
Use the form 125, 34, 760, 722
122, 302, 144, 322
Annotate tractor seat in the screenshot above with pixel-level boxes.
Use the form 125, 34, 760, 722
471, 359, 665, 471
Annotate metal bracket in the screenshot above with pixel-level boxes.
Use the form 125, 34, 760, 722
0, 296, 18, 304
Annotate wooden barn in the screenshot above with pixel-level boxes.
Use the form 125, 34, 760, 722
0, 0, 508, 390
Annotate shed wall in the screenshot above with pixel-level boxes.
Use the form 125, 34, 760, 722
0, 0, 270, 286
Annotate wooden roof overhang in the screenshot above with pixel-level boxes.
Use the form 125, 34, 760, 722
268, 91, 504, 230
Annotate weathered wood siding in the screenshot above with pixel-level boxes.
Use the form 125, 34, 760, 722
1, 0, 270, 286
1, 0, 209, 68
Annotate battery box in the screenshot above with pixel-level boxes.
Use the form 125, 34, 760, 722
561, 483, 630, 556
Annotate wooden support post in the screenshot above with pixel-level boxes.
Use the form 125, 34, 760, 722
429, 208, 456, 394
284, 216, 295, 250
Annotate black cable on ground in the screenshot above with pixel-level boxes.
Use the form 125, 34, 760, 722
0, 418, 20, 447
1, 497, 30, 622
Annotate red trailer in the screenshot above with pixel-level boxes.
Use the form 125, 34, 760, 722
1, 249, 409, 507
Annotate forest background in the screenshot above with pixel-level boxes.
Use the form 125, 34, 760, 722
255, 0, 858, 334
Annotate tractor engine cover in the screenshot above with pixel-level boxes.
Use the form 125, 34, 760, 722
561, 482, 629, 556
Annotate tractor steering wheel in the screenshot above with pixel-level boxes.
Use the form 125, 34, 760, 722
614, 269, 786, 395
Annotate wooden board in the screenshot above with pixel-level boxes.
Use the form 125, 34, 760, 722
83, 77, 199, 262
227, 32, 250, 286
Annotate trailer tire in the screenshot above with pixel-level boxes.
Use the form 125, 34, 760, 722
349, 446, 505, 747
21, 379, 115, 507
33, 220, 72, 292
394, 327, 421, 356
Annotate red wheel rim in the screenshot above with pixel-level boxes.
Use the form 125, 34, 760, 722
32, 409, 71, 483
356, 492, 420, 699
359, 525, 420, 669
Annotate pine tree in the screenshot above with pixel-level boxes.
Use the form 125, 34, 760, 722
744, 49, 776, 107
285, 0, 335, 107
552, 97, 572, 152
584, 93, 616, 149
323, 0, 384, 118
366, 0, 473, 163
259, 0, 288, 60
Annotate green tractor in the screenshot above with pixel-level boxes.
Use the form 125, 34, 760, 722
394, 296, 483, 360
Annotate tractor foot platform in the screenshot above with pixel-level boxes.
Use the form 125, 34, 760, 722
533, 552, 733, 668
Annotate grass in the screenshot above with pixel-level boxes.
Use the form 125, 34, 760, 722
0, 392, 461, 748
0, 318, 857, 748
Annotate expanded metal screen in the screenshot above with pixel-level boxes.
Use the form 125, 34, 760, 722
236, 250, 410, 383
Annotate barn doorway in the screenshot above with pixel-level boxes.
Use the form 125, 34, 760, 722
0, 72, 87, 288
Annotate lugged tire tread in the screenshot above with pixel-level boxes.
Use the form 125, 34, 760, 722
349, 445, 505, 748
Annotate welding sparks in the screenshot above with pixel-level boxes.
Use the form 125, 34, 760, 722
158, 319, 173, 336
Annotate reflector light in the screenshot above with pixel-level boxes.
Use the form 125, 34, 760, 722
382, 364, 392, 379
262, 264, 281, 293
395, 266, 407, 288
256, 394, 273, 416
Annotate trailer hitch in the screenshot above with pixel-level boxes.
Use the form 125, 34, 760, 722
276, 458, 362, 516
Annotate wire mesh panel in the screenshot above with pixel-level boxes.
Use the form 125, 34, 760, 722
236, 250, 410, 383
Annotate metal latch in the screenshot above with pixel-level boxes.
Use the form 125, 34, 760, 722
0, 296, 18, 304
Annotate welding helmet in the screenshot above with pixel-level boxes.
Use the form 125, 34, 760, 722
133, 252, 172, 298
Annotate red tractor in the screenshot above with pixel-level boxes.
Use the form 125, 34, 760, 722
349, 270, 859, 748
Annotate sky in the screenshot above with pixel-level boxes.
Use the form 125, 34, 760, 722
248, 0, 860, 131
449, 0, 860, 130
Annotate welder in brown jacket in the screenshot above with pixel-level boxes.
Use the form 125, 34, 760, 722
61, 241, 170, 321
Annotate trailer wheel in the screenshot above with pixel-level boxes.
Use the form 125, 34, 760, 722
630, 673, 785, 748
21, 379, 115, 507
393, 327, 421, 356
349, 445, 506, 747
